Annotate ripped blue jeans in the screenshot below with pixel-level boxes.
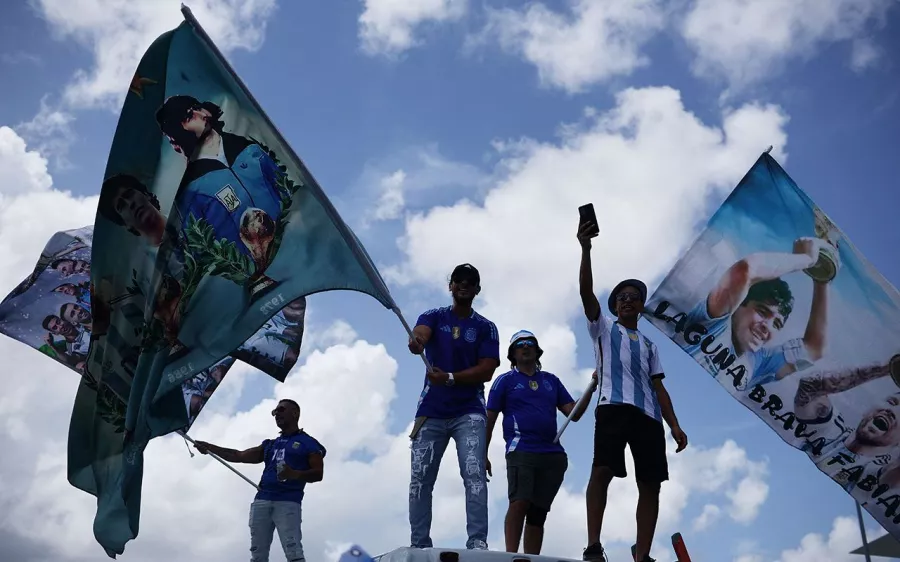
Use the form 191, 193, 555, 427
409, 413, 488, 549
249, 499, 304, 562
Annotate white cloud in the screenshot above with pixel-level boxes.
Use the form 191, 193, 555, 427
0, 126, 54, 199
14, 96, 77, 170
372, 169, 407, 221
693, 503, 721, 531
850, 38, 882, 72
387, 85, 788, 392
680, 0, 895, 91
1, 51, 42, 66
734, 515, 888, 562
32, 0, 279, 110
0, 127, 97, 294
358, 0, 468, 57
474, 0, 665, 93
727, 468, 769, 523
356, 145, 490, 227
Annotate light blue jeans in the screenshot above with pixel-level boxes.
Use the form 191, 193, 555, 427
249, 499, 305, 562
409, 413, 488, 549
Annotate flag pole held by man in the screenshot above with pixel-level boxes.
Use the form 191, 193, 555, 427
192, 398, 325, 562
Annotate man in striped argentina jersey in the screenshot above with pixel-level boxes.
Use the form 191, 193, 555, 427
577, 221, 688, 562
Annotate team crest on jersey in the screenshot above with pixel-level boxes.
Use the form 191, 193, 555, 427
292, 442, 300, 449
628, 332, 639, 342
529, 380, 538, 391
452, 326, 460, 339
464, 327, 477, 342
215, 184, 241, 212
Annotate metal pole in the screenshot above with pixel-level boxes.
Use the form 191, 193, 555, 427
177, 430, 260, 491
392, 307, 433, 372
553, 376, 597, 443
855, 501, 872, 562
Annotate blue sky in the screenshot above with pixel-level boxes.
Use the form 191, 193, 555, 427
1, 1, 900, 561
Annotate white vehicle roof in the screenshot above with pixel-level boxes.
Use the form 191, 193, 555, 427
372, 547, 583, 562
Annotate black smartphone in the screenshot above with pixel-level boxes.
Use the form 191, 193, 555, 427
578, 203, 599, 235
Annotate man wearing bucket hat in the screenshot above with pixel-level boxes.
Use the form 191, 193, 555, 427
576, 220, 688, 562
406, 263, 501, 550
485, 329, 592, 555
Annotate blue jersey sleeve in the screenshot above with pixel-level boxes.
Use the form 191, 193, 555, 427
485, 373, 508, 412
415, 308, 439, 331
478, 319, 500, 362
554, 375, 575, 407
300, 433, 327, 458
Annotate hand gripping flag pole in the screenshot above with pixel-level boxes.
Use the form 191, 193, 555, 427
553, 375, 597, 444
178, 431, 260, 491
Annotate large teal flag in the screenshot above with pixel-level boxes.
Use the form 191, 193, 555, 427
647, 152, 900, 541
79, 8, 397, 557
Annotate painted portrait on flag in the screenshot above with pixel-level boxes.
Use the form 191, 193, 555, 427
646, 152, 900, 539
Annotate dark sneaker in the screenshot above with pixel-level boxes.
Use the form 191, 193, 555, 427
637, 556, 656, 562
582, 542, 607, 562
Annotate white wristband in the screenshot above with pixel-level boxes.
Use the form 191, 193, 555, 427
446, 372, 455, 386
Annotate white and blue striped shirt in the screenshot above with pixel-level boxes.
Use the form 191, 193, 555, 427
588, 314, 664, 423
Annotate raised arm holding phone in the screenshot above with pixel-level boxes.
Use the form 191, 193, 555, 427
576, 205, 687, 562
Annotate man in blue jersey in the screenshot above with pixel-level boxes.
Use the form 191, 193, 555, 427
577, 221, 688, 562
486, 330, 593, 555
193, 398, 325, 562
407, 263, 501, 550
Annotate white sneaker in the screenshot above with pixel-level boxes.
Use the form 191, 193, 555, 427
469, 540, 488, 550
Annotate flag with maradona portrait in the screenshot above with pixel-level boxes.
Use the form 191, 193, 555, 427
645, 151, 900, 540
78, 7, 397, 557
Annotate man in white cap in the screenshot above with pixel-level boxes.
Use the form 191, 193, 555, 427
486, 330, 593, 555
577, 219, 688, 562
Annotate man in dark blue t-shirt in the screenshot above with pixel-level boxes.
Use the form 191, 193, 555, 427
486, 330, 593, 555
407, 263, 501, 550
193, 399, 326, 562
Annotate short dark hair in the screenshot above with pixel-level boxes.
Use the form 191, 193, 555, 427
742, 278, 794, 320
279, 398, 300, 411
42, 315, 58, 331
97, 174, 160, 235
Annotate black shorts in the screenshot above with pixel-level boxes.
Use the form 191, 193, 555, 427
506, 450, 568, 509
593, 404, 668, 483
